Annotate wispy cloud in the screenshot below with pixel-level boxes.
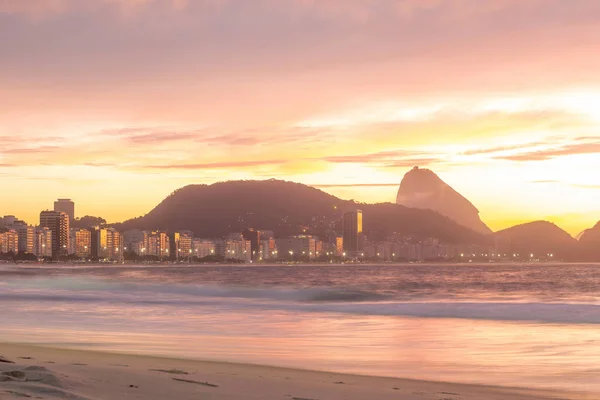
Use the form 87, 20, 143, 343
311, 183, 399, 188
141, 159, 288, 170
1, 146, 62, 154
498, 141, 600, 161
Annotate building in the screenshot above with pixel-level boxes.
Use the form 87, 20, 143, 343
192, 239, 216, 258
34, 227, 53, 258
276, 235, 317, 259
342, 210, 363, 257
91, 227, 123, 261
70, 228, 91, 259
0, 229, 19, 254
147, 231, 169, 259
224, 239, 251, 262
242, 229, 260, 261
123, 230, 149, 256
259, 238, 277, 260
0, 215, 17, 228
335, 236, 344, 256
110, 229, 123, 262
39, 211, 70, 259
15, 224, 35, 254
54, 199, 75, 222
169, 231, 193, 261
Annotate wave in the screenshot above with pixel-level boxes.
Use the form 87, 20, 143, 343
2, 281, 600, 324
4, 277, 390, 303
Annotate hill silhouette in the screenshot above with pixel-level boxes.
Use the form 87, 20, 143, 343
494, 221, 578, 259
396, 167, 492, 234
115, 179, 488, 244
578, 221, 600, 259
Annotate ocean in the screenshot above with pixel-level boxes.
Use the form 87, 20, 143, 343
1, 263, 599, 393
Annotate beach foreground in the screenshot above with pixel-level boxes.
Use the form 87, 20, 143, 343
0, 344, 593, 400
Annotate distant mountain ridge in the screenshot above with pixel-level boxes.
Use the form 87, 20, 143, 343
115, 179, 488, 245
396, 167, 492, 235
578, 222, 600, 260
494, 221, 579, 259
110, 176, 600, 260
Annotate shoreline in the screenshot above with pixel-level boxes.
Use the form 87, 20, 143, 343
1, 343, 595, 400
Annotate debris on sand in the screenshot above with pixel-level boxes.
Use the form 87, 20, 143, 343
150, 369, 189, 375
171, 377, 219, 387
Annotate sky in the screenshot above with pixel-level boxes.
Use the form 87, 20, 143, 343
2, 0, 600, 235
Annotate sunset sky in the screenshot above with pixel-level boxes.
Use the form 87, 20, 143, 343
2, 0, 600, 235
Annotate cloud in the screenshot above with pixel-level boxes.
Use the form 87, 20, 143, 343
0, 146, 62, 154
463, 141, 552, 156
323, 150, 442, 168
141, 159, 288, 170
570, 183, 600, 189
324, 150, 423, 164
311, 183, 399, 188
498, 141, 600, 161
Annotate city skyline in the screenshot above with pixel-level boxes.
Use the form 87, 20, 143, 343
2, 1, 600, 234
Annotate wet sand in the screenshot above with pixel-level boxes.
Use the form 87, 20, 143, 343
0, 343, 594, 400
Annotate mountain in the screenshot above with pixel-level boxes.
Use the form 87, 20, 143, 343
71, 216, 107, 229
115, 179, 488, 245
578, 221, 600, 259
494, 221, 578, 259
396, 167, 492, 235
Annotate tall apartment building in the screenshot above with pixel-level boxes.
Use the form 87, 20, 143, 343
147, 231, 169, 258
0, 229, 19, 254
224, 239, 251, 262
342, 210, 363, 256
34, 227, 53, 258
15, 224, 35, 254
70, 228, 91, 258
111, 229, 123, 262
259, 238, 277, 260
275, 235, 317, 259
169, 231, 193, 261
192, 239, 216, 258
123, 230, 149, 255
91, 227, 122, 261
54, 199, 75, 222
39, 211, 70, 259
242, 229, 260, 261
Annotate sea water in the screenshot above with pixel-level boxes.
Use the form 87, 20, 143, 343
1, 263, 599, 392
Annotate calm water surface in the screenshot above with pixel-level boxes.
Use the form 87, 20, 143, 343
1, 263, 599, 393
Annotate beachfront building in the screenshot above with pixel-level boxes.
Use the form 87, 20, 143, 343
91, 227, 123, 262
15, 224, 35, 254
342, 210, 363, 258
276, 235, 318, 259
39, 210, 70, 259
34, 227, 53, 258
169, 231, 193, 261
123, 230, 150, 256
147, 231, 170, 259
192, 239, 216, 258
70, 228, 91, 259
0, 229, 19, 254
